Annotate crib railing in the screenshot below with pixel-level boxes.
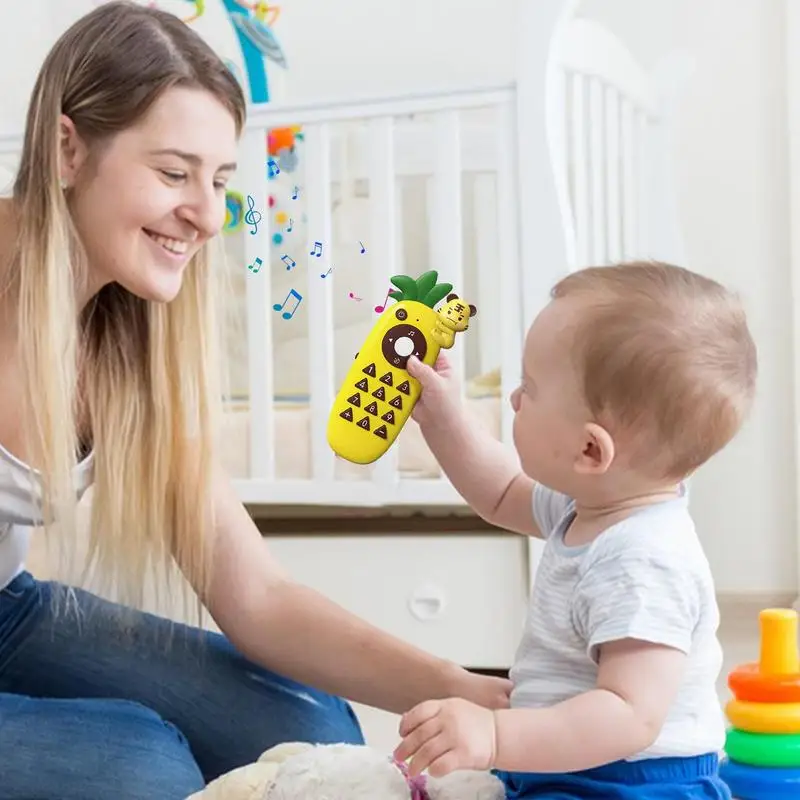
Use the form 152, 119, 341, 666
236, 85, 524, 505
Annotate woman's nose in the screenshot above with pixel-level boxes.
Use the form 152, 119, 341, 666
180, 186, 224, 238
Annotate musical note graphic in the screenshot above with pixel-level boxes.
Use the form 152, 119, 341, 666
244, 195, 262, 235
247, 257, 263, 274
273, 289, 303, 320
348, 292, 362, 301
267, 159, 280, 178
374, 287, 393, 313
309, 241, 323, 258
281, 254, 297, 271
359, 241, 366, 254
291, 186, 299, 200
286, 218, 294, 233
321, 267, 333, 278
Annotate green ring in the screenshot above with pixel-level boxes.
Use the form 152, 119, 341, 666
726, 729, 800, 767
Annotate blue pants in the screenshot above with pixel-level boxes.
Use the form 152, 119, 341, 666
495, 753, 732, 798
0, 570, 364, 799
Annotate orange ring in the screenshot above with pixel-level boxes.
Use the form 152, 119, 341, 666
729, 663, 800, 703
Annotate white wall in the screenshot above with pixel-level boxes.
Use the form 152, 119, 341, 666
0, 0, 795, 593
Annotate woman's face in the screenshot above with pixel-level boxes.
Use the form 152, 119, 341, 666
62, 86, 239, 303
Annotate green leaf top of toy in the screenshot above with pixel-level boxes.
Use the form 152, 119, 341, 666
414, 271, 439, 302
389, 275, 418, 301
423, 282, 454, 308
388, 271, 456, 308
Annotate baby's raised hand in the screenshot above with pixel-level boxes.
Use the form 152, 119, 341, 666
406, 353, 462, 426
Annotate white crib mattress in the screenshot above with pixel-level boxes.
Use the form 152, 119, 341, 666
219, 395, 501, 480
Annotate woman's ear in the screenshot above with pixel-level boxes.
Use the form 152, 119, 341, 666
574, 421, 615, 475
59, 114, 89, 186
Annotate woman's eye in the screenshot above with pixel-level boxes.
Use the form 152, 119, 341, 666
213, 179, 228, 191
161, 170, 186, 181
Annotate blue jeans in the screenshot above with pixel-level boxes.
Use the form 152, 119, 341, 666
0, 571, 364, 799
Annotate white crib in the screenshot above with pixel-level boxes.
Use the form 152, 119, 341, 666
206, 0, 688, 512
0, 0, 690, 747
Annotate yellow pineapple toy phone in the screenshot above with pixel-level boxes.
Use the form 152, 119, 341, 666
327, 270, 477, 464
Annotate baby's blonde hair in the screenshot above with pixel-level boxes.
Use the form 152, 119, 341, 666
551, 261, 757, 480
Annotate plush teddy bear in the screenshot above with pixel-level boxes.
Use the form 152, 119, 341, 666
187, 741, 506, 800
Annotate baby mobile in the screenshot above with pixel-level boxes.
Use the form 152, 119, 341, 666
170, 0, 305, 243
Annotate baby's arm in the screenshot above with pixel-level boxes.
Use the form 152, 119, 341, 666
407, 356, 541, 537
494, 543, 698, 772
423, 416, 538, 536
492, 640, 687, 773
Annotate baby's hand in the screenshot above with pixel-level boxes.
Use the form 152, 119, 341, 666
394, 697, 498, 778
406, 353, 462, 426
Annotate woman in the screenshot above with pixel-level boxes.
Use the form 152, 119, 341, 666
0, 3, 511, 798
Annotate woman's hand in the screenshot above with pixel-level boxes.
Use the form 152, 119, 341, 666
446, 665, 512, 711
406, 353, 462, 427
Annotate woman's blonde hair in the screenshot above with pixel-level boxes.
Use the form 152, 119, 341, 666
11, 1, 245, 619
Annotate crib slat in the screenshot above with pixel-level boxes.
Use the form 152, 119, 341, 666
550, 67, 577, 270
241, 127, 275, 481
496, 98, 524, 446
367, 116, 400, 486
303, 123, 336, 483
571, 74, 590, 268
636, 110, 650, 257
620, 98, 637, 260
429, 110, 465, 391
605, 86, 622, 262
473, 174, 500, 376
589, 77, 606, 263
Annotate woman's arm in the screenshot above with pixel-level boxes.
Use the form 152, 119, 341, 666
194, 467, 511, 715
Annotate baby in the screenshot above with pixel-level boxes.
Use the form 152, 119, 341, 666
394, 261, 757, 799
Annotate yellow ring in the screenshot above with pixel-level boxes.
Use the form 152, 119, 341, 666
727, 699, 800, 734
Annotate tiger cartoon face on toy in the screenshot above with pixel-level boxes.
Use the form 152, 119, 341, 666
431, 293, 477, 349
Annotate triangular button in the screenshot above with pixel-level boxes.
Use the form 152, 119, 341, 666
339, 408, 354, 422
357, 416, 370, 430
362, 363, 376, 377
355, 378, 369, 391
374, 425, 388, 439
372, 386, 386, 401
347, 393, 361, 407
381, 410, 395, 424
389, 396, 403, 410
397, 380, 411, 395
365, 401, 378, 415
379, 372, 393, 386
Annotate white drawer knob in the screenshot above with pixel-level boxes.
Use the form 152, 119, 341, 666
408, 583, 447, 621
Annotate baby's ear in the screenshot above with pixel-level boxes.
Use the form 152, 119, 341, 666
469, 304, 477, 317
446, 293, 458, 302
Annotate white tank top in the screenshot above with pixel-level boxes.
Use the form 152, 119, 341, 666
0, 443, 94, 590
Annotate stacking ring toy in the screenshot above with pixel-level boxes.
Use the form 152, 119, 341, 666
725, 729, 800, 767
728, 609, 800, 703
720, 759, 800, 800
726, 699, 800, 733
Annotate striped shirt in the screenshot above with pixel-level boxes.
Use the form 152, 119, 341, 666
510, 482, 726, 760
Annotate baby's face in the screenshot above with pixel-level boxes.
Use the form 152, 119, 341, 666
510, 298, 592, 492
